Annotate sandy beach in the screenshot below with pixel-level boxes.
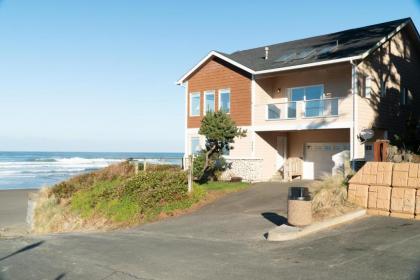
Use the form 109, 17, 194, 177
0, 189, 33, 229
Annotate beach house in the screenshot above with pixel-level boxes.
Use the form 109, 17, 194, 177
177, 18, 420, 181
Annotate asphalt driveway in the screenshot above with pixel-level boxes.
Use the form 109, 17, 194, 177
0, 189, 30, 230
1, 182, 420, 280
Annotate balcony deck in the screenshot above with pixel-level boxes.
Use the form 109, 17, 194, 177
253, 95, 353, 131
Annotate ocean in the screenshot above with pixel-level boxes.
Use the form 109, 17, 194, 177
0, 151, 184, 190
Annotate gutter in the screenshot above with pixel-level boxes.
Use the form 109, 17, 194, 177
350, 59, 358, 164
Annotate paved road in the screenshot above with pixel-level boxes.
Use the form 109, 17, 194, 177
1, 182, 420, 280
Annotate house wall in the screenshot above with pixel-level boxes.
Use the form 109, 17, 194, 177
357, 27, 420, 140
185, 127, 253, 158
186, 57, 252, 128
254, 129, 350, 180
255, 131, 287, 180
287, 129, 350, 158
253, 63, 353, 129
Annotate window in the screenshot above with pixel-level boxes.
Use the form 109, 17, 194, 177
204, 91, 215, 114
401, 88, 406, 105
288, 85, 325, 117
401, 88, 412, 105
190, 137, 200, 155
219, 89, 231, 113
288, 85, 324, 101
190, 93, 200, 116
365, 77, 372, 98
222, 145, 230, 156
380, 81, 386, 97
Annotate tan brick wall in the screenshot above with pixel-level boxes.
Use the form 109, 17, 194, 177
348, 184, 369, 208
368, 185, 391, 211
348, 162, 420, 220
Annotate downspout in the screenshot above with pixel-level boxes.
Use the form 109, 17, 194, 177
350, 60, 358, 169
181, 81, 189, 170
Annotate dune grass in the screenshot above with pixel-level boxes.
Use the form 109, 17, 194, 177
310, 175, 357, 220
33, 162, 250, 233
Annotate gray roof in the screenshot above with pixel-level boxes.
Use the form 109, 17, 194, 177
219, 18, 411, 71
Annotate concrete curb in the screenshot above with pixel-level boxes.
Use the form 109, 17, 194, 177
266, 209, 367, 241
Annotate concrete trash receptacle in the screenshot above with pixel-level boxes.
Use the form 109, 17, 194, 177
287, 187, 312, 227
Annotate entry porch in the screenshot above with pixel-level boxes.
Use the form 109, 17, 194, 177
255, 128, 351, 181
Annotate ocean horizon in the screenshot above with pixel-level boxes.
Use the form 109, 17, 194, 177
0, 151, 184, 190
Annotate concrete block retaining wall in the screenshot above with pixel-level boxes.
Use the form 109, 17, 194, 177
348, 162, 420, 219
220, 158, 263, 182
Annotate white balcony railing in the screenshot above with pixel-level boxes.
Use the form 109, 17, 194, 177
267, 102, 297, 120
266, 98, 340, 120
303, 98, 339, 118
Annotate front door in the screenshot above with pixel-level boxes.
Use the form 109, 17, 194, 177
276, 136, 287, 170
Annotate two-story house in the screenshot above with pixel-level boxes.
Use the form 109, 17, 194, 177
177, 18, 420, 181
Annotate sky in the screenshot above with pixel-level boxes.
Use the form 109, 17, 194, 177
0, 0, 419, 152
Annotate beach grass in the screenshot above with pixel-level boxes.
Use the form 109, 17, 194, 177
33, 162, 250, 233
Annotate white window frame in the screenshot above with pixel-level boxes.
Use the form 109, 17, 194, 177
365, 76, 372, 98
189, 92, 201, 117
401, 88, 413, 105
218, 88, 231, 113
380, 80, 386, 97
287, 84, 325, 101
204, 90, 215, 115
401, 88, 407, 105
190, 136, 200, 155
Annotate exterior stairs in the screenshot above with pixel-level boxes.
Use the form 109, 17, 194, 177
270, 172, 284, 182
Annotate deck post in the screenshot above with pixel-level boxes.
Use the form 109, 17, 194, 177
188, 155, 193, 193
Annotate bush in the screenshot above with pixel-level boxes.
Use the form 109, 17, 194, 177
122, 170, 188, 213
192, 151, 227, 183
70, 170, 189, 222
50, 161, 136, 200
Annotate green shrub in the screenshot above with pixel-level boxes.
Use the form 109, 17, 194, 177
50, 161, 136, 200
146, 164, 181, 172
122, 170, 188, 213
69, 170, 189, 222
192, 151, 227, 183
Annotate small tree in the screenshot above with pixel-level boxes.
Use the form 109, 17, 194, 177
392, 112, 420, 154
195, 111, 246, 182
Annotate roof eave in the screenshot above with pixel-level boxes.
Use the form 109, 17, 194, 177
359, 19, 411, 60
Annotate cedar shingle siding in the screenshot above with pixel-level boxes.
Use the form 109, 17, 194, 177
187, 57, 252, 128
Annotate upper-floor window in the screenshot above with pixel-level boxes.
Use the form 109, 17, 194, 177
288, 85, 324, 101
190, 92, 200, 116
288, 85, 330, 117
380, 80, 387, 97
365, 77, 372, 98
219, 89, 231, 113
401, 88, 413, 105
204, 91, 215, 114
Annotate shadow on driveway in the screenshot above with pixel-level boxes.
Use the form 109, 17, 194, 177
0, 240, 44, 262
261, 212, 287, 226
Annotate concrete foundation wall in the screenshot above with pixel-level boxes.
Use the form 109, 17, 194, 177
220, 158, 263, 182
